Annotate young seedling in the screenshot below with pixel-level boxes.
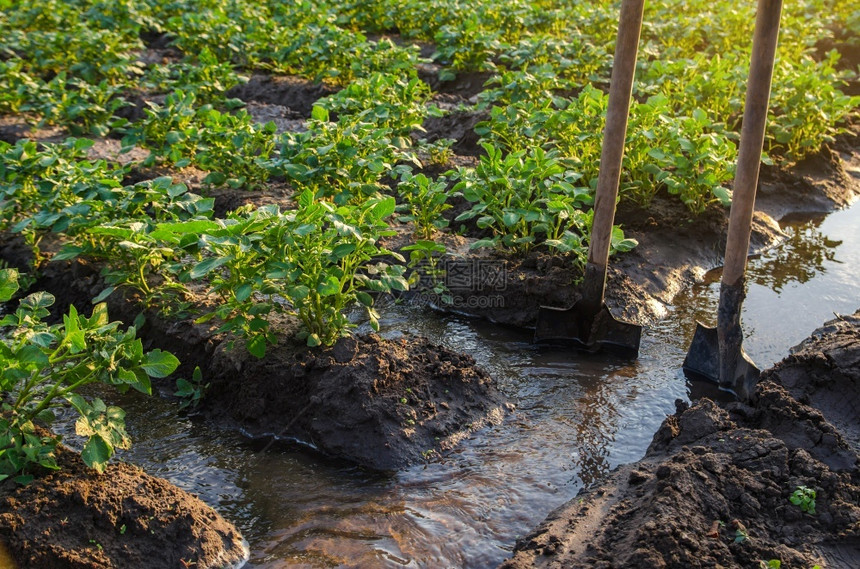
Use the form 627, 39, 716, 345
789, 485, 816, 514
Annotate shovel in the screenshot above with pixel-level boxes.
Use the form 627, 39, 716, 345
683, 0, 784, 401
534, 0, 644, 356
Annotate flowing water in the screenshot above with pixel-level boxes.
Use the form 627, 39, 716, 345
55, 200, 860, 568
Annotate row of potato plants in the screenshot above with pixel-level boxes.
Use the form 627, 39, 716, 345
0, 76, 624, 336
0, 138, 405, 353
1, 0, 856, 208
2, 0, 856, 166
0, 133, 407, 480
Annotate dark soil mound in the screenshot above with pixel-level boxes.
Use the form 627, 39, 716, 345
764, 312, 860, 454
501, 311, 860, 569
758, 142, 860, 221
226, 74, 336, 117
0, 445, 247, 569
420, 108, 489, 156
207, 332, 511, 471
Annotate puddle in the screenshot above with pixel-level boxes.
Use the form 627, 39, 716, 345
52, 201, 860, 568
675, 203, 860, 368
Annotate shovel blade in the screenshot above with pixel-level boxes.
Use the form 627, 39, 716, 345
534, 304, 589, 347
683, 322, 761, 399
534, 303, 641, 357
682, 323, 720, 382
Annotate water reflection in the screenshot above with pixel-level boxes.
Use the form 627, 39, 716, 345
674, 204, 859, 367
750, 215, 842, 292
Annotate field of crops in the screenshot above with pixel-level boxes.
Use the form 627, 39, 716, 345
0, 0, 859, 565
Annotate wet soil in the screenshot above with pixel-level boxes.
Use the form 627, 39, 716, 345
757, 142, 860, 221
501, 310, 860, 569
0, 444, 247, 569
765, 312, 860, 453
206, 332, 511, 470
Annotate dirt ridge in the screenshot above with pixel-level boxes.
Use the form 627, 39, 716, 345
501, 311, 860, 569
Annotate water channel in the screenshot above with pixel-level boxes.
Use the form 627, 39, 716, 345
55, 199, 860, 568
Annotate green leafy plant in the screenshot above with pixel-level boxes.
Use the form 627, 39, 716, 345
58, 221, 189, 308
174, 366, 208, 410
142, 47, 246, 104
624, 96, 736, 212
402, 239, 450, 302
476, 86, 736, 214
277, 106, 418, 204
122, 91, 277, 188
475, 85, 607, 184
767, 52, 859, 163
4, 23, 143, 84
397, 172, 452, 239
51, 177, 215, 310
267, 191, 409, 346
452, 144, 633, 265
420, 138, 455, 167
0, 137, 130, 266
478, 64, 568, 107
28, 74, 129, 137
261, 22, 368, 83
316, 72, 437, 136
433, 18, 504, 73
188, 192, 409, 354
789, 485, 817, 514
0, 268, 179, 482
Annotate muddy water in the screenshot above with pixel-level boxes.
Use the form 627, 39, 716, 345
58, 201, 859, 568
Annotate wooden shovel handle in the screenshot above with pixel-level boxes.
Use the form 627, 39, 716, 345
722, 0, 783, 287
585, 0, 645, 306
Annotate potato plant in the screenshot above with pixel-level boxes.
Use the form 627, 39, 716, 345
142, 47, 247, 104
277, 106, 419, 205
122, 91, 278, 189
768, 52, 860, 162
188, 192, 408, 356
0, 269, 179, 482
316, 72, 438, 137
52, 177, 216, 310
455, 145, 585, 255
396, 172, 452, 239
